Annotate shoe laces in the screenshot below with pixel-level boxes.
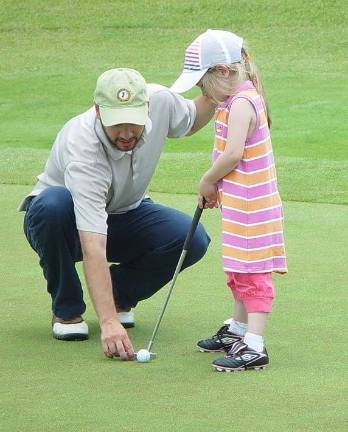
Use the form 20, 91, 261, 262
213, 325, 230, 342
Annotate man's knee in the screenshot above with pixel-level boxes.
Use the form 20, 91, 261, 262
33, 187, 74, 225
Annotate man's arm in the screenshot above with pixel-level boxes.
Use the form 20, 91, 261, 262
187, 95, 217, 135
79, 230, 134, 360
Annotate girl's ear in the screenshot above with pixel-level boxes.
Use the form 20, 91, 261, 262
214, 65, 230, 77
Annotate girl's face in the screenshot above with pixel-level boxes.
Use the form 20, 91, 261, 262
196, 80, 210, 99
197, 65, 246, 103
197, 66, 234, 103
197, 80, 228, 104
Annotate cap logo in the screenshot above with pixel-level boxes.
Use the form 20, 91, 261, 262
184, 39, 201, 71
117, 88, 131, 102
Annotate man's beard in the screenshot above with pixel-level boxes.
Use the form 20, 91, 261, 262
101, 124, 140, 152
113, 138, 138, 152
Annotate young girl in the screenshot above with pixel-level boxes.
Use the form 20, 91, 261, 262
171, 29, 287, 371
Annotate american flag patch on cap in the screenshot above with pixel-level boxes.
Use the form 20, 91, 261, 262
184, 38, 201, 71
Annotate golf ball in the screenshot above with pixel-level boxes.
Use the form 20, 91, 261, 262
136, 349, 151, 363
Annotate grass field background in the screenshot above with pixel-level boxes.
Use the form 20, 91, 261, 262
2, 187, 347, 432
1, 1, 347, 431
1, 0, 347, 203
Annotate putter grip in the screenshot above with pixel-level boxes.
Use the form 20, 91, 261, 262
182, 201, 205, 251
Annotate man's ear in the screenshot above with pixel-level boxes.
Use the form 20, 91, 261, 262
95, 104, 100, 118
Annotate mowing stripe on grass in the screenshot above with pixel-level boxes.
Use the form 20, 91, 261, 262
1, 148, 347, 205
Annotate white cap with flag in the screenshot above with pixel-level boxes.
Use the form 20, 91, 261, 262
171, 29, 243, 93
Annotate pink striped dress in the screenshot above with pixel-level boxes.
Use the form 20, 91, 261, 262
213, 80, 287, 274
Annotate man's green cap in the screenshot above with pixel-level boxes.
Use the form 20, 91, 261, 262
94, 68, 148, 127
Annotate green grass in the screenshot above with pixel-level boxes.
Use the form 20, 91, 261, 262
1, 1, 347, 431
1, 148, 347, 205
0, 0, 347, 205
1, 0, 347, 161
1, 186, 347, 432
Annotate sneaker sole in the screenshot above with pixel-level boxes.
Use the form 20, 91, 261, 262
121, 322, 135, 329
212, 364, 268, 372
53, 333, 89, 341
197, 345, 226, 353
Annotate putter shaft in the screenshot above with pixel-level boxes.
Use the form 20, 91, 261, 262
146, 204, 204, 352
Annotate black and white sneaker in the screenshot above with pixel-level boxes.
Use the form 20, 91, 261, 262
52, 319, 89, 341
197, 325, 243, 353
117, 310, 135, 328
212, 341, 269, 372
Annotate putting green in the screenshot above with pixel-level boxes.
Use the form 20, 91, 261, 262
1, 186, 346, 431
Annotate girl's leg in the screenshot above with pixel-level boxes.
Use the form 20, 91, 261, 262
244, 313, 269, 353
226, 273, 248, 336
247, 312, 268, 335
233, 300, 248, 324
196, 273, 246, 353
238, 273, 275, 352
211, 273, 274, 371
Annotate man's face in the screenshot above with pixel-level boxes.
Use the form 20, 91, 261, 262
103, 123, 145, 152
95, 105, 145, 151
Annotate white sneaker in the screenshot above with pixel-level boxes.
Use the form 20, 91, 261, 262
52, 320, 89, 341
117, 310, 134, 328
223, 317, 233, 325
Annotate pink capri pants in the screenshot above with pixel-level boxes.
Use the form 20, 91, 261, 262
226, 272, 275, 313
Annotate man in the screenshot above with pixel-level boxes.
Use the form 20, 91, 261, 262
19, 68, 215, 360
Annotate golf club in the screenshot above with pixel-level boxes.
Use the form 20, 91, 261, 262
145, 201, 205, 354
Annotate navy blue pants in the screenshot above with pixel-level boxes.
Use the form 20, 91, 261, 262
24, 187, 210, 320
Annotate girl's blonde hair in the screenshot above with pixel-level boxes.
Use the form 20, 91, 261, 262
201, 44, 271, 127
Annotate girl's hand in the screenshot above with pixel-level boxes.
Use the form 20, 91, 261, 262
198, 177, 217, 209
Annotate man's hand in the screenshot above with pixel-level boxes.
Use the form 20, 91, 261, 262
101, 317, 135, 360
79, 231, 135, 360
